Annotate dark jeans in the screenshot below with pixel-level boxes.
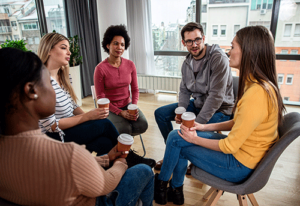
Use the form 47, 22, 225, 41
46, 119, 119, 156
107, 104, 148, 136
95, 164, 154, 206
154, 99, 231, 143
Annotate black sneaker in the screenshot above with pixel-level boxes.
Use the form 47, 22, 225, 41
126, 149, 156, 168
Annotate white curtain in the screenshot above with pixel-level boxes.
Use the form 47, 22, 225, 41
126, 0, 155, 75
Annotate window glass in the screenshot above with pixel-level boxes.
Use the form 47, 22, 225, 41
278, 74, 284, 84
154, 55, 185, 77
43, 0, 67, 36
295, 24, 300, 37
284, 24, 292, 37
0, 1, 41, 53
212, 25, 218, 36
220, 25, 226, 36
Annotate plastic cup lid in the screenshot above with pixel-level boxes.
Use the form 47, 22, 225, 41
181, 112, 196, 121
97, 98, 110, 105
118, 133, 134, 145
128, 104, 138, 110
175, 107, 186, 114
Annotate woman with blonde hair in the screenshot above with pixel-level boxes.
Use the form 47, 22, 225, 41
154, 26, 285, 205
38, 32, 119, 156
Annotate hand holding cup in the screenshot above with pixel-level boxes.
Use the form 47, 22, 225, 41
117, 134, 134, 158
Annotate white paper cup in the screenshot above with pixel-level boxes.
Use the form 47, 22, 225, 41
97, 98, 110, 108
181, 112, 196, 128
128, 104, 138, 115
174, 107, 186, 121
117, 133, 134, 158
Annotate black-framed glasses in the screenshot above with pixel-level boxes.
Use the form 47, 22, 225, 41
185, 37, 203, 46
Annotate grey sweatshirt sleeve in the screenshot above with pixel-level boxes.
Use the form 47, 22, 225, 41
196, 54, 231, 124
178, 65, 192, 109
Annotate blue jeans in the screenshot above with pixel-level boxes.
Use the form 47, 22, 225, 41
154, 99, 231, 142
158, 130, 253, 188
95, 164, 154, 206
46, 119, 119, 156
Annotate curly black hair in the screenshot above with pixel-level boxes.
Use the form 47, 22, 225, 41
102, 24, 131, 54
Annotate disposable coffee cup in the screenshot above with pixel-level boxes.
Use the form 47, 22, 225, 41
97, 98, 110, 108
181, 112, 196, 128
174, 107, 186, 121
117, 133, 134, 158
128, 104, 138, 115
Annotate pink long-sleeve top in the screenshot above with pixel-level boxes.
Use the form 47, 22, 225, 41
94, 58, 139, 115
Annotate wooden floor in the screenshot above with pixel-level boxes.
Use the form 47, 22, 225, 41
81, 93, 300, 206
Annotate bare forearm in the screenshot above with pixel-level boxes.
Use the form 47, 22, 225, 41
73, 107, 85, 115
58, 114, 89, 130
203, 120, 234, 131
194, 137, 222, 152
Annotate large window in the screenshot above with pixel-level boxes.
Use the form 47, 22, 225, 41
151, 0, 300, 105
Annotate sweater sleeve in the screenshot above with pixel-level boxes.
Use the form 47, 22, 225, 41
71, 144, 128, 197
196, 54, 230, 124
130, 62, 139, 105
94, 63, 123, 115
219, 85, 268, 154
178, 63, 192, 109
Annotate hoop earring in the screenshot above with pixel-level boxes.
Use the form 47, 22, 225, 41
33, 94, 38, 100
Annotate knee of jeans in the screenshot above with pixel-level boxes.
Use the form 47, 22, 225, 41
134, 164, 154, 177
166, 130, 181, 144
154, 108, 162, 120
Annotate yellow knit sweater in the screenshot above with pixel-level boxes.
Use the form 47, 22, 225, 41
219, 80, 279, 169
0, 129, 128, 206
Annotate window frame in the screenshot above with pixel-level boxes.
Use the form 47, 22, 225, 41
278, 74, 284, 84
286, 74, 294, 85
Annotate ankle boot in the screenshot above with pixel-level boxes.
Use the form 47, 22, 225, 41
154, 173, 168, 205
167, 185, 184, 205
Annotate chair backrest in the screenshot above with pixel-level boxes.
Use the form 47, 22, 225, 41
238, 112, 300, 194
91, 85, 97, 108
232, 76, 239, 100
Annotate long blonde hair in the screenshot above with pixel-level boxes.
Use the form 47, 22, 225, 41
37, 32, 78, 103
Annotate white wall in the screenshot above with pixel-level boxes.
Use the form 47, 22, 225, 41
97, 0, 129, 60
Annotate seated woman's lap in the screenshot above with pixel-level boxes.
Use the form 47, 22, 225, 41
168, 130, 252, 183
46, 119, 119, 155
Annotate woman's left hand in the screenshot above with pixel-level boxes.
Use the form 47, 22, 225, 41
178, 124, 198, 144
107, 145, 128, 162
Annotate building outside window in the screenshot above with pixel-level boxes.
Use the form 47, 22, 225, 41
23, 22, 39, 30
294, 24, 300, 37
27, 37, 33, 44
280, 50, 288, 61
284, 97, 290, 101
11, 21, 17, 27
212, 25, 218, 36
286, 74, 294, 85
220, 25, 226, 37
234, 25, 240, 37
278, 74, 284, 84
13, 35, 19, 40
34, 37, 40, 44
283, 24, 292, 37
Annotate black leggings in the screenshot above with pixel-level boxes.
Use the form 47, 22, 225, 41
46, 119, 119, 156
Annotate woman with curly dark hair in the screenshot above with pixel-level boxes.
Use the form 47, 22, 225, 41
94, 25, 156, 168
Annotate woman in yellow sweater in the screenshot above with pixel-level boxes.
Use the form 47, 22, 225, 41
0, 48, 154, 206
154, 25, 285, 205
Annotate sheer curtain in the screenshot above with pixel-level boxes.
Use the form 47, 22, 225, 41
126, 0, 155, 75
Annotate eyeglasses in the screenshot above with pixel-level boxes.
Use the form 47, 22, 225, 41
185, 37, 203, 46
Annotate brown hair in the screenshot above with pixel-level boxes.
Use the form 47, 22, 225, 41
181, 22, 204, 40
234, 26, 285, 124
37, 33, 78, 103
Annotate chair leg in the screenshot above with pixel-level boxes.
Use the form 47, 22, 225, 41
139, 134, 146, 157
203, 187, 216, 201
247, 194, 259, 206
238, 195, 248, 206
204, 189, 223, 206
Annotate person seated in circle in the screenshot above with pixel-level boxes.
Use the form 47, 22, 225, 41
154, 26, 286, 205
0, 48, 154, 206
37, 32, 119, 156
94, 25, 155, 168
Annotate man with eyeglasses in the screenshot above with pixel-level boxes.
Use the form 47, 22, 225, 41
154, 22, 235, 174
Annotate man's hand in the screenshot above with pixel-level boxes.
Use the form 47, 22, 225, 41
175, 116, 182, 124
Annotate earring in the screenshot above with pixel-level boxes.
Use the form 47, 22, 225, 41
33, 94, 38, 99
